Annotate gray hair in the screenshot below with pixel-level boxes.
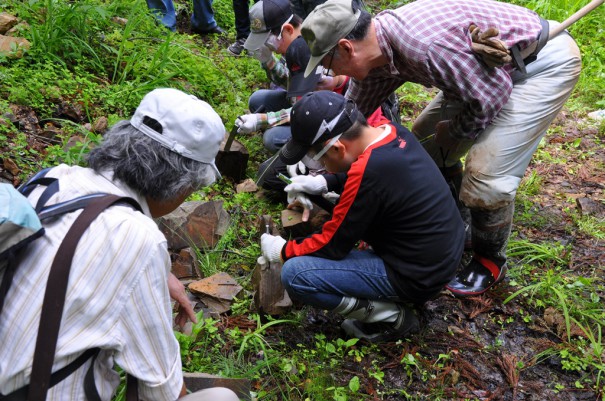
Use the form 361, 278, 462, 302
345, 8, 371, 41
87, 121, 216, 201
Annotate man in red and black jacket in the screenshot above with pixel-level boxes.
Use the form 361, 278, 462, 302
260, 91, 464, 342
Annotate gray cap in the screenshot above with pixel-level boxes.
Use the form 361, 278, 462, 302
301, 0, 360, 77
244, 0, 293, 51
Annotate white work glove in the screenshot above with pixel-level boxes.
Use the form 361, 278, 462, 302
284, 175, 328, 195
249, 45, 273, 64
235, 113, 263, 133
261, 233, 286, 262
287, 191, 313, 211
322, 191, 340, 203
286, 161, 307, 178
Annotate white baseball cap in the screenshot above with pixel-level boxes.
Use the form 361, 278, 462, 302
131, 88, 226, 178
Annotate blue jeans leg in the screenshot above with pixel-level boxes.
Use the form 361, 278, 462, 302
249, 89, 290, 113
281, 251, 401, 310
146, 0, 177, 31
191, 0, 217, 31
263, 126, 292, 152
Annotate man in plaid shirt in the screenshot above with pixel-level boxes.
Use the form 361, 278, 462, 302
299, 0, 581, 297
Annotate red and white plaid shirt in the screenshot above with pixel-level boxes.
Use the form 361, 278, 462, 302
346, 0, 542, 140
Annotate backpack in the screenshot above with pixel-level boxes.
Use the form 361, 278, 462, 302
0, 168, 141, 401
381, 92, 401, 125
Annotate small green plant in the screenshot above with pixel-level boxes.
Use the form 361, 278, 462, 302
234, 314, 297, 362
42, 122, 103, 166
176, 313, 226, 371
573, 214, 605, 240
21, 0, 109, 72
505, 263, 605, 395
517, 170, 543, 196
507, 238, 570, 267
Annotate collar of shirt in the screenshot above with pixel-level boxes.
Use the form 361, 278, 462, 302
373, 18, 400, 76
47, 164, 152, 217
364, 124, 392, 153
97, 169, 152, 217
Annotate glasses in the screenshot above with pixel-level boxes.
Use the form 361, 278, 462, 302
310, 134, 342, 161
278, 15, 293, 40
321, 47, 337, 76
265, 15, 293, 51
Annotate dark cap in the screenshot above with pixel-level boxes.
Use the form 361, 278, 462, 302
244, 0, 293, 51
285, 36, 323, 97
279, 91, 359, 164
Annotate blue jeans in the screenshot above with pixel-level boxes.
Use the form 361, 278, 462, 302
249, 89, 293, 152
281, 251, 401, 310
263, 126, 291, 152
146, 0, 217, 32
249, 89, 290, 112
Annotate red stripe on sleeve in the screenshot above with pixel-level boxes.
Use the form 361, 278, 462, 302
283, 127, 397, 259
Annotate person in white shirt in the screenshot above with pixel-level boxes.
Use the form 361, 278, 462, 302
0, 88, 239, 401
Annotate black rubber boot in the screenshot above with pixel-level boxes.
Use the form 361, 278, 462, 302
446, 203, 514, 297
440, 161, 472, 250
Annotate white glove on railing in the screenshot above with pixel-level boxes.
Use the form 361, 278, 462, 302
235, 114, 263, 133
261, 233, 286, 262
284, 175, 327, 196
287, 161, 307, 178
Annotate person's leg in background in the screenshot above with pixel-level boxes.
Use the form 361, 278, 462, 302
262, 126, 292, 152
228, 0, 254, 55
248, 89, 291, 113
146, 0, 177, 31
412, 94, 473, 249
190, 0, 225, 34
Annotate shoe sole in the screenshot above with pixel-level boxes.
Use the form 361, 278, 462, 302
341, 316, 420, 343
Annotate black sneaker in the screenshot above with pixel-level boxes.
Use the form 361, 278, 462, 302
228, 38, 247, 56
341, 305, 420, 343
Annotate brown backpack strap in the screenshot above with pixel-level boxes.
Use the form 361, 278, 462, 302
126, 374, 139, 401
27, 195, 140, 401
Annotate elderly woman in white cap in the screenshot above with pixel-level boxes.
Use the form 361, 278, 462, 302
0, 88, 238, 401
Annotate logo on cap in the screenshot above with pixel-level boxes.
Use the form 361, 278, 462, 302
251, 18, 263, 31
